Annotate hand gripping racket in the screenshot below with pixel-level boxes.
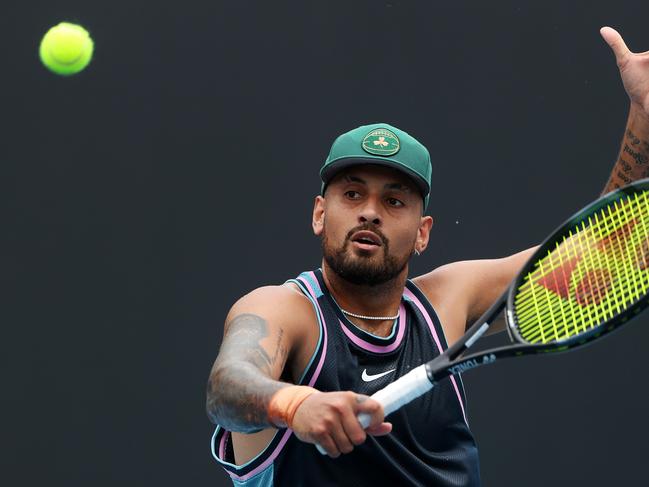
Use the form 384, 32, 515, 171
316, 179, 649, 454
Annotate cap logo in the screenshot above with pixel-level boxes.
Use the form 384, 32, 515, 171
361, 128, 400, 156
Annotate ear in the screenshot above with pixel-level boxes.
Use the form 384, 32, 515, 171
312, 195, 325, 236
415, 215, 434, 253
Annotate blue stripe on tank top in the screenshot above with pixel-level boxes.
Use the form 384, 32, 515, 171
286, 278, 325, 385
299, 271, 323, 298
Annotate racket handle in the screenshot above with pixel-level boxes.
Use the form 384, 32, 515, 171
365, 364, 433, 418
356, 412, 372, 429
316, 365, 433, 455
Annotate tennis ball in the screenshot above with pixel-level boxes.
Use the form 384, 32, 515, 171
39, 22, 94, 76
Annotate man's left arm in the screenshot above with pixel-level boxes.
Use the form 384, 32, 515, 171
600, 26, 649, 193
423, 27, 649, 343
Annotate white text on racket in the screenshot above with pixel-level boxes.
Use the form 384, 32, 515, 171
448, 354, 496, 375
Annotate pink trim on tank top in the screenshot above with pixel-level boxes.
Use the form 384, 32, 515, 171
223, 429, 294, 481
339, 302, 406, 353
403, 288, 468, 425
223, 272, 329, 482
219, 431, 226, 459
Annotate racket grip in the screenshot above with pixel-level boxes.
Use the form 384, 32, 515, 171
316, 365, 433, 455
364, 364, 433, 419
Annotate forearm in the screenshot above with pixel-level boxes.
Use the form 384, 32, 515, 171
206, 361, 288, 432
205, 312, 294, 432
603, 104, 649, 193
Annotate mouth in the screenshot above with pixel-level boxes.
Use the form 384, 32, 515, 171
350, 230, 382, 248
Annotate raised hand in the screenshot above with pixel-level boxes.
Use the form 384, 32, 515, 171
600, 26, 649, 118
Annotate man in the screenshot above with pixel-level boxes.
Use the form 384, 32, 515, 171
206, 27, 649, 486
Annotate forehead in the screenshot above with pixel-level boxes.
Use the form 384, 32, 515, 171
329, 165, 416, 190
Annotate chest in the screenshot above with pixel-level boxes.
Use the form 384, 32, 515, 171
312, 306, 470, 447
317, 307, 443, 395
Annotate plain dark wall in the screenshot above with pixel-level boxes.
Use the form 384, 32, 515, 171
3, 1, 649, 486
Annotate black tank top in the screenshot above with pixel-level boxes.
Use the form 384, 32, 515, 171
212, 269, 481, 486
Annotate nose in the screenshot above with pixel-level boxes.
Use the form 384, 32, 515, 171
358, 199, 382, 226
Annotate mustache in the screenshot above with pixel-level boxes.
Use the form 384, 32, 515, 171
344, 223, 389, 247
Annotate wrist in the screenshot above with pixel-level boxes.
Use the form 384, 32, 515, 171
629, 102, 649, 128
268, 385, 318, 429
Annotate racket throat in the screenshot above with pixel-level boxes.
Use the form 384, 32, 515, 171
424, 356, 447, 383
426, 351, 498, 382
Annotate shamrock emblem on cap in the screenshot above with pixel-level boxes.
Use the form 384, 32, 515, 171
362, 128, 400, 156
374, 136, 389, 147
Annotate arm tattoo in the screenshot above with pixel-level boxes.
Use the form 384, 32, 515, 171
206, 314, 290, 432
626, 128, 640, 146
604, 128, 649, 193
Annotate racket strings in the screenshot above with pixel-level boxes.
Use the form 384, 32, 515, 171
513, 190, 649, 344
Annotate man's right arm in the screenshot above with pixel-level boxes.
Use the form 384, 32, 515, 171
205, 285, 391, 458
206, 307, 291, 433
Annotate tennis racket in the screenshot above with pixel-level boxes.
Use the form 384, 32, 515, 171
316, 178, 649, 454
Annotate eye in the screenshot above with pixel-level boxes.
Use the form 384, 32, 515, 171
344, 190, 362, 199
387, 197, 404, 207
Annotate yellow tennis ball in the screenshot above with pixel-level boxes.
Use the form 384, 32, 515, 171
39, 22, 94, 76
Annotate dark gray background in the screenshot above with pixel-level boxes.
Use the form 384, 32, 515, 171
3, 1, 649, 486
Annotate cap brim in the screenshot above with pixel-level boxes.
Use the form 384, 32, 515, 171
320, 157, 429, 198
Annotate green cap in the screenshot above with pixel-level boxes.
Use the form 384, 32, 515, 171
320, 123, 432, 210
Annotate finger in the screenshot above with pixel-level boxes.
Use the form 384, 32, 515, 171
355, 396, 384, 428
600, 26, 631, 64
317, 435, 340, 458
340, 409, 367, 446
366, 422, 392, 436
330, 421, 354, 455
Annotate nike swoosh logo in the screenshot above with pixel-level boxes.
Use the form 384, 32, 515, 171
361, 368, 396, 382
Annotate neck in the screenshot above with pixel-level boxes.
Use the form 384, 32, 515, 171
321, 260, 408, 337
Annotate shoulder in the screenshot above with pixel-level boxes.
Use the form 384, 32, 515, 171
225, 283, 322, 383
412, 248, 537, 343
230, 283, 311, 312
412, 260, 480, 304
227, 283, 318, 341
228, 282, 315, 321
412, 257, 486, 301
414, 250, 535, 310
412, 263, 475, 344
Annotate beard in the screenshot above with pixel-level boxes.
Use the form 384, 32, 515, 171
322, 223, 412, 286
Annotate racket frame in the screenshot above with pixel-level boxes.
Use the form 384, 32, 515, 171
426, 178, 649, 385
